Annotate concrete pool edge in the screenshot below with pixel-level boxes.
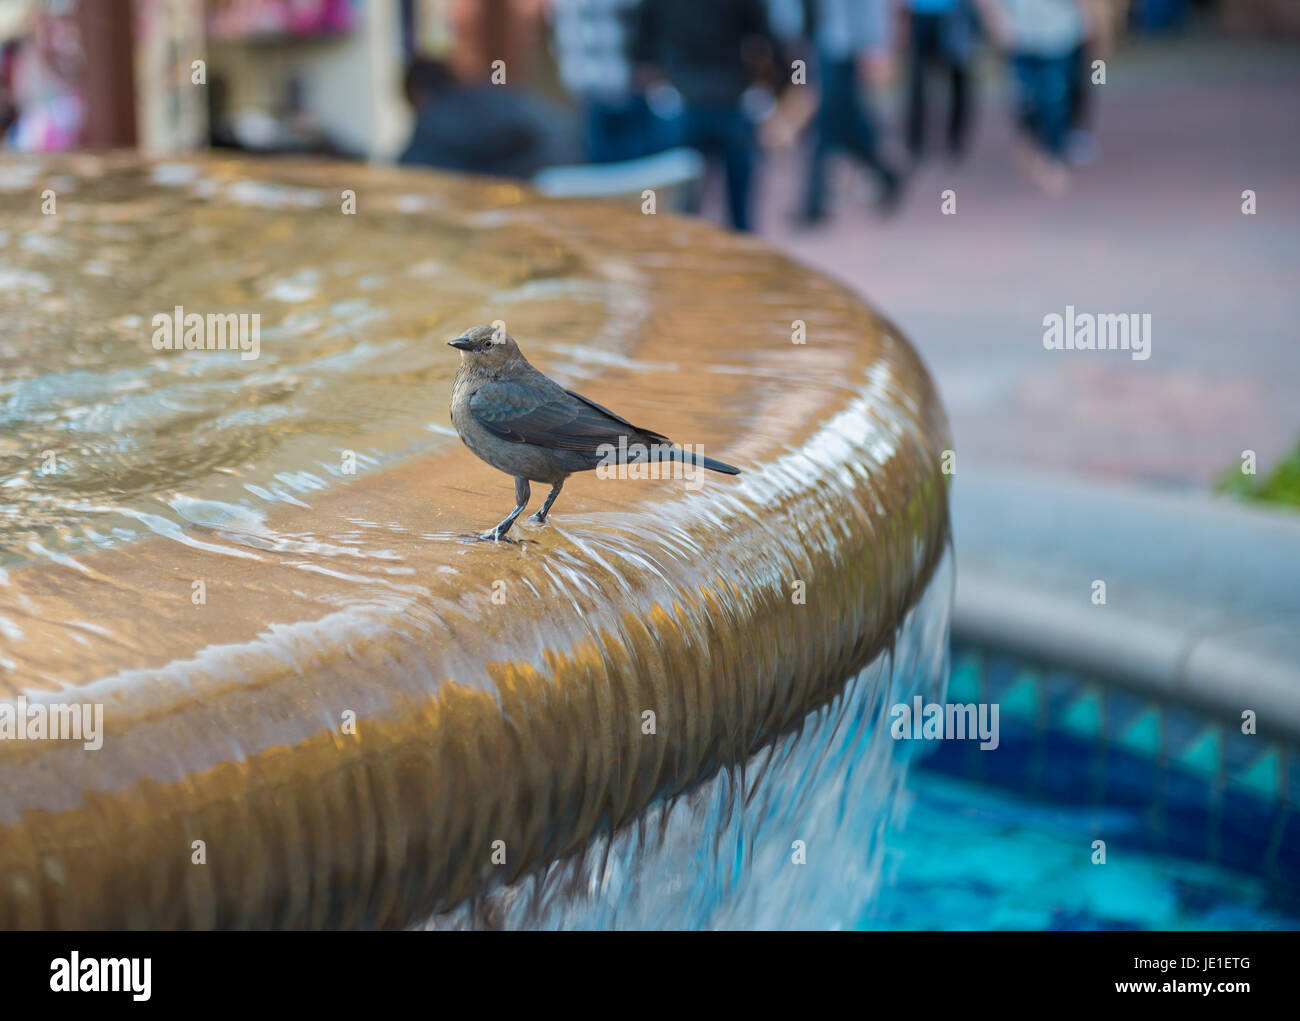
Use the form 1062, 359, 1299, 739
951, 467, 1300, 740
0, 156, 952, 928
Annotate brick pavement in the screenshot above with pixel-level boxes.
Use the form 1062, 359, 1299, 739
739, 33, 1300, 488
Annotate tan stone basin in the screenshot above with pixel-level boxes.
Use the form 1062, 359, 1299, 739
0, 155, 949, 929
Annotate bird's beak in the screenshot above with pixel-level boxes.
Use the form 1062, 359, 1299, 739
447, 337, 474, 351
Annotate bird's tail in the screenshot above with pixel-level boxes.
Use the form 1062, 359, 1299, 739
652, 445, 741, 475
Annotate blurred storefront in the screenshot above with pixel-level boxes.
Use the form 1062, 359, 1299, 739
0, 0, 1292, 157
0, 0, 414, 157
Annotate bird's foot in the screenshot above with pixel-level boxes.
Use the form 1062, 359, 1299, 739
527, 511, 548, 525
477, 528, 517, 543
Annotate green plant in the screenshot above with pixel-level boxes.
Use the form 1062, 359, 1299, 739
1216, 440, 1300, 509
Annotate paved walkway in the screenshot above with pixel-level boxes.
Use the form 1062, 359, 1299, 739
748, 32, 1300, 488
716, 31, 1300, 696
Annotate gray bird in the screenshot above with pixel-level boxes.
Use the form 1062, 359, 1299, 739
448, 325, 741, 540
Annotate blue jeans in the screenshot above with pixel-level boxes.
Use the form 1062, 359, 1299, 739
907, 9, 974, 159
1011, 52, 1073, 158
585, 96, 669, 164
804, 56, 893, 218
671, 105, 756, 232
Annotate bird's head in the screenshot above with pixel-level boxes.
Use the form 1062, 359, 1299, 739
447, 324, 522, 371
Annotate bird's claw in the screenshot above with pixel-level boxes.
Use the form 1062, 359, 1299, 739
477, 529, 516, 543
527, 512, 547, 525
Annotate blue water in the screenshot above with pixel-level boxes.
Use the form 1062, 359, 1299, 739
864, 769, 1299, 930
423, 554, 954, 930
863, 646, 1300, 930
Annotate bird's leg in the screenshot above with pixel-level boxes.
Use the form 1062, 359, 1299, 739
528, 480, 564, 524
480, 477, 530, 541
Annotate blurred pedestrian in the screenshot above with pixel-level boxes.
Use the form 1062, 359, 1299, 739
633, 0, 780, 231
550, 0, 669, 163
1, 9, 84, 152
1065, 0, 1116, 165
398, 58, 579, 179
0, 41, 18, 141
798, 0, 904, 224
976, 0, 1089, 195
904, 0, 978, 164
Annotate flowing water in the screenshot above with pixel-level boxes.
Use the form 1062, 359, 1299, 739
0, 158, 624, 571
427, 554, 951, 930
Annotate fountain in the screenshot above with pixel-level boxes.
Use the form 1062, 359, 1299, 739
0, 154, 951, 929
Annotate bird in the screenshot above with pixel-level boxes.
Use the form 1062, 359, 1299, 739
448, 325, 741, 541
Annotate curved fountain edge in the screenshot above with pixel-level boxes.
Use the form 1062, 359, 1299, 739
0, 157, 951, 928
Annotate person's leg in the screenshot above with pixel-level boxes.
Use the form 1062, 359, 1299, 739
1009, 53, 1038, 140
1067, 43, 1088, 130
802, 55, 849, 219
947, 60, 969, 158
832, 55, 902, 208
721, 107, 757, 231
1037, 53, 1072, 158
585, 102, 614, 163
940, 6, 974, 158
675, 108, 706, 214
1011, 54, 1070, 195
906, 13, 933, 159
802, 92, 834, 220
1064, 42, 1098, 164
831, 58, 880, 172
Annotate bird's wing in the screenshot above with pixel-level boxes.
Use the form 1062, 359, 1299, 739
468, 380, 667, 451
563, 389, 670, 444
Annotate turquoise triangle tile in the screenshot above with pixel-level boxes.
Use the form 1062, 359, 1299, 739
948, 654, 982, 703
1174, 725, 1220, 776
1118, 707, 1164, 758
998, 672, 1041, 720
1062, 687, 1104, 738
1235, 746, 1281, 799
